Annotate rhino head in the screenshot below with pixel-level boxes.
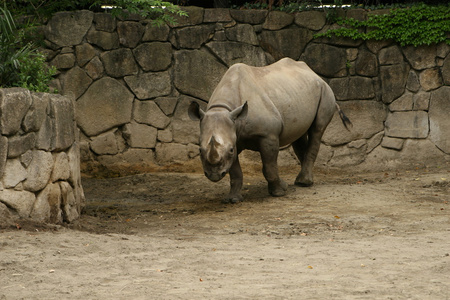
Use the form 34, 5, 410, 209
188, 101, 248, 182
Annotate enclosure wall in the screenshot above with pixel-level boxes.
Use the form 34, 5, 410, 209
43, 7, 450, 175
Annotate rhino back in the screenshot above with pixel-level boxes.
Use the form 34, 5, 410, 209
209, 58, 329, 146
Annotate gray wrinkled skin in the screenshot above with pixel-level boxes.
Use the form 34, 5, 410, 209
189, 58, 351, 203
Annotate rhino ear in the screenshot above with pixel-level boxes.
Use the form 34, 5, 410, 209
230, 101, 248, 121
188, 102, 205, 121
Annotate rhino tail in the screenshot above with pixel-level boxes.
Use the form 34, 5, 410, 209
336, 103, 353, 131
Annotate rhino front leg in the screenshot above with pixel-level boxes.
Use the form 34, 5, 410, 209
260, 138, 288, 197
223, 156, 244, 203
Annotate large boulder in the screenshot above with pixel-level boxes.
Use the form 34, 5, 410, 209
45, 10, 93, 47
76, 77, 134, 136
294, 11, 326, 31
260, 28, 312, 61
329, 77, 375, 100
173, 24, 215, 49
170, 6, 204, 27
75, 43, 96, 67
406, 70, 421, 92
429, 86, 450, 154
90, 130, 122, 155
379, 63, 409, 104
230, 9, 268, 24
124, 72, 171, 100
61, 66, 92, 99
263, 11, 294, 30
22, 93, 50, 133
123, 122, 157, 148
23, 150, 54, 192
101, 48, 139, 78
171, 96, 205, 144
323, 100, 387, 145
355, 49, 378, 77
403, 45, 436, 70
86, 27, 119, 50
301, 43, 347, 77
0, 189, 35, 218
378, 45, 403, 65
50, 53, 76, 69
59, 181, 80, 223
206, 41, 267, 67
419, 68, 442, 92
133, 100, 170, 129
204, 8, 232, 22
0, 88, 32, 135
94, 12, 116, 32
2, 158, 27, 188
442, 54, 450, 85
173, 50, 227, 101
84, 56, 104, 80
143, 23, 170, 41
117, 21, 144, 48
0, 136, 7, 178
51, 94, 76, 151
225, 24, 259, 46
67, 143, 85, 210
155, 143, 195, 163
385, 111, 429, 139
31, 183, 62, 223
7, 133, 36, 158
133, 42, 172, 71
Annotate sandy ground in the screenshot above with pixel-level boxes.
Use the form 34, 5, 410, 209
1, 165, 449, 299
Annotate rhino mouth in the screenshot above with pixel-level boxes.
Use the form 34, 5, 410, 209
205, 171, 227, 182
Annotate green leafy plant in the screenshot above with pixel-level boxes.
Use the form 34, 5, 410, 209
1, 0, 97, 21
315, 3, 450, 46
3, 1, 187, 27
16, 51, 57, 92
0, 6, 56, 92
105, 0, 188, 26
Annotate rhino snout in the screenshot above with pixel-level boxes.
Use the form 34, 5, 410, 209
205, 170, 227, 182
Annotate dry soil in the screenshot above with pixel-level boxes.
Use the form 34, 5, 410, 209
1, 165, 449, 299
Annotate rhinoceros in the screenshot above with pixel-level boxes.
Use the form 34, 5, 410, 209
188, 58, 351, 203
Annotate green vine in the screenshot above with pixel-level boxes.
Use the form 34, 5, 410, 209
315, 3, 450, 47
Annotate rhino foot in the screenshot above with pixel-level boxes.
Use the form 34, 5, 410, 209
295, 177, 314, 187
268, 180, 288, 197
222, 194, 243, 204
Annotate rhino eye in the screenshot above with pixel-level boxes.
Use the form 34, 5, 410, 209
229, 147, 234, 156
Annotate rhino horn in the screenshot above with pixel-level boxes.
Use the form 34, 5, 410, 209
207, 136, 220, 164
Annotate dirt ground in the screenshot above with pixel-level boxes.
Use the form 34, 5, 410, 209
1, 163, 449, 299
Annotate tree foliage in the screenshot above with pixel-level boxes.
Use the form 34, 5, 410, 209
105, 0, 188, 27
2, 0, 187, 25
0, 6, 56, 92
315, 3, 450, 46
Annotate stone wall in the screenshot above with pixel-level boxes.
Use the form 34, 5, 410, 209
43, 7, 450, 175
0, 88, 84, 225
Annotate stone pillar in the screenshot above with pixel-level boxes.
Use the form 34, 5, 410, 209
0, 88, 84, 225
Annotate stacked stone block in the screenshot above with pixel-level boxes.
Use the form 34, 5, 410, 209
0, 89, 84, 224
42, 8, 449, 174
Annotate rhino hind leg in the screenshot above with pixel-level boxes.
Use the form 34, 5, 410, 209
294, 86, 337, 187
292, 134, 314, 186
293, 126, 327, 187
